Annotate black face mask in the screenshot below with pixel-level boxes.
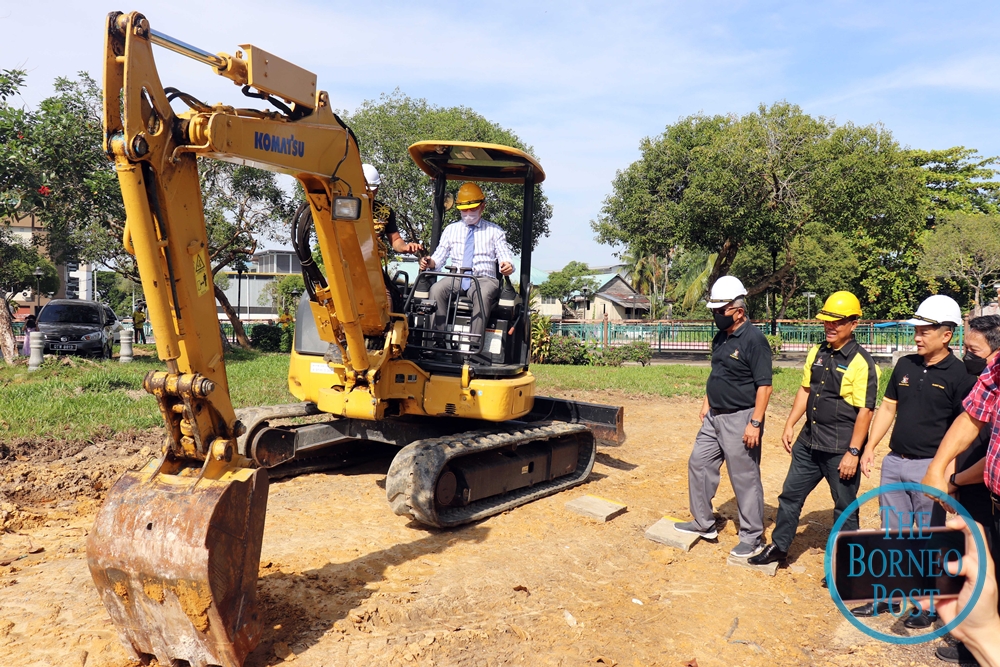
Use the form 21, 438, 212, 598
965, 353, 988, 377
714, 311, 736, 331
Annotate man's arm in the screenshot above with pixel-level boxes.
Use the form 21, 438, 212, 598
389, 232, 423, 254
421, 226, 452, 270
782, 388, 811, 453
923, 412, 986, 496
743, 385, 772, 448
860, 399, 896, 478
841, 407, 874, 479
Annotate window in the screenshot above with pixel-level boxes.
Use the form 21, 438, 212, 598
38, 304, 101, 324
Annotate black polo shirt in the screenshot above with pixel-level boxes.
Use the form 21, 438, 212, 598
796, 338, 880, 454
373, 200, 399, 236
885, 351, 976, 459
706, 321, 772, 411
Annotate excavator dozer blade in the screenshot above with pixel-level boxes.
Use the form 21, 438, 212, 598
87, 458, 269, 667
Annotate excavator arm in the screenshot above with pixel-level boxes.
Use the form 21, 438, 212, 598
88, 11, 397, 667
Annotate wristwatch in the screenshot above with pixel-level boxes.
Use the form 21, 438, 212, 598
750, 419, 762, 428
949, 472, 958, 487
848, 447, 861, 457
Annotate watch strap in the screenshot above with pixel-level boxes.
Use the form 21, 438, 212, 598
750, 419, 762, 428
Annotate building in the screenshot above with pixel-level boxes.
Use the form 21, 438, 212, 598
216, 249, 302, 321
580, 274, 650, 321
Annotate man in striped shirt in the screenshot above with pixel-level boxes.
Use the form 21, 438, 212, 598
419, 183, 515, 341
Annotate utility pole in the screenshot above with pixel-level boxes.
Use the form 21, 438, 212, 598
770, 247, 778, 335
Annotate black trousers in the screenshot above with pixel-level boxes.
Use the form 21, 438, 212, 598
770, 441, 861, 552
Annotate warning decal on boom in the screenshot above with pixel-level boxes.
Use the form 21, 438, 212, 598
194, 250, 210, 297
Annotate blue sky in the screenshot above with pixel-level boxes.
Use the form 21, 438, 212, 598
3, 1, 999, 272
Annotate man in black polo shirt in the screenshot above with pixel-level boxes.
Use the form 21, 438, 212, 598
676, 276, 774, 559
853, 294, 974, 619
750, 291, 878, 568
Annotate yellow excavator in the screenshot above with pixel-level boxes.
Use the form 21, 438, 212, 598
88, 11, 624, 667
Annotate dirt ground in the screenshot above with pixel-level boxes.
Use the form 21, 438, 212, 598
0, 391, 957, 666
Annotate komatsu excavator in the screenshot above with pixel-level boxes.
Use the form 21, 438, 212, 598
88, 11, 624, 667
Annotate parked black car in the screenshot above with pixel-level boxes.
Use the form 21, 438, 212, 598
36, 299, 116, 359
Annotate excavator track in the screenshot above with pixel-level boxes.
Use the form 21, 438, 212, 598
385, 421, 595, 528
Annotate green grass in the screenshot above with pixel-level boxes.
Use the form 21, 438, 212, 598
0, 353, 894, 442
533, 362, 892, 404
0, 347, 295, 441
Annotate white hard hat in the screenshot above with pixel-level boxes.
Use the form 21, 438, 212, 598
362, 163, 381, 187
904, 294, 963, 327
706, 275, 747, 309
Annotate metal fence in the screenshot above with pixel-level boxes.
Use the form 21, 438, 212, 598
549, 320, 958, 354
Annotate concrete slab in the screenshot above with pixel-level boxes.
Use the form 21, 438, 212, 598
565, 495, 628, 522
727, 554, 779, 576
644, 517, 701, 552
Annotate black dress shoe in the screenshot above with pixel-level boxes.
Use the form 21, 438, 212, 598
903, 610, 937, 629
850, 601, 903, 617
747, 543, 787, 566
935, 642, 980, 665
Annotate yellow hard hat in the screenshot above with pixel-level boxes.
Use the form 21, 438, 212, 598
455, 183, 485, 210
816, 291, 862, 321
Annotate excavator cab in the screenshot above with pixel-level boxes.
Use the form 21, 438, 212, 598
400, 141, 538, 375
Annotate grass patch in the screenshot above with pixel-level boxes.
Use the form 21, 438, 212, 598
0, 350, 296, 441
533, 362, 891, 404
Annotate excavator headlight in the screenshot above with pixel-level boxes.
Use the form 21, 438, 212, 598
332, 196, 361, 221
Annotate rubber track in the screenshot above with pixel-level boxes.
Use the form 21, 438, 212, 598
385, 421, 596, 528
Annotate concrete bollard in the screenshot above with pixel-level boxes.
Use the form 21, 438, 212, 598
27, 331, 44, 371
119, 329, 133, 363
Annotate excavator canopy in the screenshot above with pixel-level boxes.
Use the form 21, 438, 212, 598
408, 141, 545, 184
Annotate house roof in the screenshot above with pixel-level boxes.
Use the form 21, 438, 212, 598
597, 292, 650, 310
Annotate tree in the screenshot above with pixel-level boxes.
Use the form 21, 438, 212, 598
622, 250, 671, 319
200, 161, 294, 347
732, 223, 860, 319
908, 147, 1000, 217
345, 90, 552, 255
537, 261, 600, 304
0, 228, 59, 363
259, 274, 305, 317
919, 213, 1000, 313
593, 103, 926, 313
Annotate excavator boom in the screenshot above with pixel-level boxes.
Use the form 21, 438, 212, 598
88, 11, 394, 666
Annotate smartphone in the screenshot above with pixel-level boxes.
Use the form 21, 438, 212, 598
832, 528, 965, 606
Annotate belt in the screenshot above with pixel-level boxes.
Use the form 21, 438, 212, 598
892, 452, 930, 461
711, 407, 750, 415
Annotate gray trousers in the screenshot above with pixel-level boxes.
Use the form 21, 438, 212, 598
429, 275, 500, 340
879, 452, 937, 532
688, 407, 764, 545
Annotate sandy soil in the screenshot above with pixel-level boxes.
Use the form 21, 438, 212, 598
0, 391, 954, 666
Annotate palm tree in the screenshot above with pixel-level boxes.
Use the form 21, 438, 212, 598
623, 250, 670, 319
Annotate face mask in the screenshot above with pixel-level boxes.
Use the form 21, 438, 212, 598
965, 353, 988, 377
713, 311, 735, 331
461, 209, 482, 226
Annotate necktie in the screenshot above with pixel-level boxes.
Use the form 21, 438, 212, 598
461, 224, 476, 290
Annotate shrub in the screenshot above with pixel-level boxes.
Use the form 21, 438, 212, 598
618, 341, 652, 366
586, 342, 626, 367
765, 333, 783, 356
530, 315, 552, 363
250, 324, 282, 352
279, 323, 295, 353
547, 335, 588, 365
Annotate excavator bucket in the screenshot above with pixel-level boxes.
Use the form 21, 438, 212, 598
87, 458, 269, 667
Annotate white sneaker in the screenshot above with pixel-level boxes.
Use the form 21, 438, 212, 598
674, 521, 718, 540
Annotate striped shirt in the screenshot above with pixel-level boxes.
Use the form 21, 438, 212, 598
430, 219, 514, 279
